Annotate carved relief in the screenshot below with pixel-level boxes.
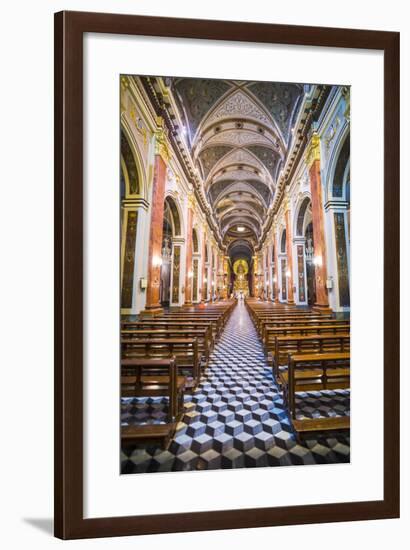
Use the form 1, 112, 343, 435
205, 90, 272, 128
204, 129, 274, 149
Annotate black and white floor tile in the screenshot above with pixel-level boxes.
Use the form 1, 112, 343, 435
121, 302, 350, 474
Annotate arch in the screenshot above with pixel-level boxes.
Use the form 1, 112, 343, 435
280, 228, 287, 253
295, 196, 312, 236
192, 227, 199, 253
332, 135, 350, 198
325, 124, 350, 201
343, 158, 350, 204
164, 195, 182, 236
120, 118, 148, 200
120, 129, 140, 195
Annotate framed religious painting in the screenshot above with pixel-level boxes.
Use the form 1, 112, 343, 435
54, 11, 400, 539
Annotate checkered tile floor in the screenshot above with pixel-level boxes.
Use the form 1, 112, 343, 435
121, 301, 350, 473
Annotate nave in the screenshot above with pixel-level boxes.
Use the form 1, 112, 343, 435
121, 300, 350, 473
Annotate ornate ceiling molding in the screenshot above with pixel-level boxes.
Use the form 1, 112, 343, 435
202, 90, 272, 131
246, 81, 303, 142
202, 128, 277, 150
173, 78, 233, 138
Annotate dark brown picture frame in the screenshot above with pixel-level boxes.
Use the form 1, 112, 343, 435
54, 10, 400, 540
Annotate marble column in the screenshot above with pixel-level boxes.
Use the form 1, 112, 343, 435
306, 132, 332, 313
273, 226, 280, 303
144, 150, 168, 314
184, 201, 193, 306
285, 201, 295, 304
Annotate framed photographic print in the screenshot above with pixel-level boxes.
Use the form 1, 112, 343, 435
54, 11, 400, 539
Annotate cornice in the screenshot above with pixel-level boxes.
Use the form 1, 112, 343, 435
256, 84, 332, 251
140, 76, 225, 251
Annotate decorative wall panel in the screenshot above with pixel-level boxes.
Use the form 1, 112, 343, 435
297, 244, 306, 302
271, 266, 275, 299
192, 259, 199, 302
281, 258, 287, 301
121, 210, 137, 308
172, 245, 181, 304
334, 212, 350, 307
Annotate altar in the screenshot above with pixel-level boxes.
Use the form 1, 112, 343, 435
233, 259, 250, 297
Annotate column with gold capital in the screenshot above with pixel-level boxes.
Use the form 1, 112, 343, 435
143, 119, 170, 314
284, 195, 295, 305
305, 132, 332, 313
183, 194, 194, 306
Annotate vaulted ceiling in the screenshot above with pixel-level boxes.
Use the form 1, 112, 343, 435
172, 79, 304, 263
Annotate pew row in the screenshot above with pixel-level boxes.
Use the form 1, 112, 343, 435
121, 337, 200, 388
279, 352, 350, 435
121, 358, 186, 448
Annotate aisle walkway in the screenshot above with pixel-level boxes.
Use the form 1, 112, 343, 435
121, 301, 350, 473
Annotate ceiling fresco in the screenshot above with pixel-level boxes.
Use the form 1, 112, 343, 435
172, 77, 305, 262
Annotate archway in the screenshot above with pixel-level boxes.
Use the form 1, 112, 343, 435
160, 203, 173, 307
305, 222, 316, 306
120, 129, 141, 310
295, 196, 315, 306
331, 133, 350, 308
160, 196, 183, 307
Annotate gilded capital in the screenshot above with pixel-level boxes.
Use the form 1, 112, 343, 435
305, 132, 321, 169
187, 192, 196, 210
154, 117, 170, 163
283, 192, 291, 213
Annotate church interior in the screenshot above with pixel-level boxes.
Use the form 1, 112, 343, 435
120, 76, 351, 473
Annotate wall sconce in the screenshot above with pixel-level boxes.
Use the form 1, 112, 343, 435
286, 269, 291, 278
152, 255, 162, 267
204, 277, 207, 283
313, 255, 323, 267
273, 276, 277, 283
188, 271, 193, 279
211, 281, 215, 286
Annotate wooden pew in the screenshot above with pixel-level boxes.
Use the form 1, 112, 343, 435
160, 313, 224, 331
122, 320, 214, 344
135, 315, 222, 339
121, 327, 211, 365
121, 358, 185, 448
279, 352, 350, 435
264, 324, 350, 343
121, 337, 200, 388
261, 319, 349, 343
269, 333, 350, 382
256, 315, 335, 336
